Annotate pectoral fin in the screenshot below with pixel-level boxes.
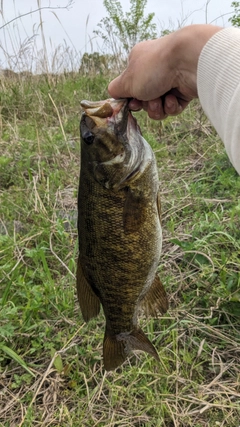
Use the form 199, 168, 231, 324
76, 256, 101, 322
141, 274, 168, 317
123, 187, 147, 234
103, 327, 159, 371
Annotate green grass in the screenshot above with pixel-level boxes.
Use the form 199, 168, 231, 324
0, 73, 240, 427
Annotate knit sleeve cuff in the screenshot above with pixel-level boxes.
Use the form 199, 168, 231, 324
197, 27, 240, 174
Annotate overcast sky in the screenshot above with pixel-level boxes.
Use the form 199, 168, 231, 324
0, 0, 234, 70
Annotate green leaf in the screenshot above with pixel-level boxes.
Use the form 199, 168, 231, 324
50, 347, 63, 373
170, 238, 194, 250
0, 344, 35, 377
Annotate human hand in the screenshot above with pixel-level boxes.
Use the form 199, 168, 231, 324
108, 25, 222, 120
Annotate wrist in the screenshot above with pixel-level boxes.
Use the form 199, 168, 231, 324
171, 24, 223, 98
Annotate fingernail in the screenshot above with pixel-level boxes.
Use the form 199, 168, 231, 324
129, 99, 141, 110
149, 102, 159, 112
165, 98, 174, 110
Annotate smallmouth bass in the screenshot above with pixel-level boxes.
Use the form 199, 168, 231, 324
77, 98, 168, 371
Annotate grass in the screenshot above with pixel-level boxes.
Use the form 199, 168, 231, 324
0, 72, 240, 427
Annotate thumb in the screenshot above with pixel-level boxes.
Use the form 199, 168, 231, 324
108, 73, 131, 99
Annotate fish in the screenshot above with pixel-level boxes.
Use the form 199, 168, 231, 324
77, 98, 168, 371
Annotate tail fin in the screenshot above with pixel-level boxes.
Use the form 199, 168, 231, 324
103, 327, 159, 371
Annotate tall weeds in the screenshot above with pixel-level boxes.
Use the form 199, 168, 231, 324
0, 0, 81, 74
0, 2, 239, 426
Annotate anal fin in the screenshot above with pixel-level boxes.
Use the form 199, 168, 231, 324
142, 274, 168, 317
76, 256, 100, 322
103, 327, 159, 371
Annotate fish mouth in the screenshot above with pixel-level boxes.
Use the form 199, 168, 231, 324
80, 98, 145, 190
80, 98, 139, 137
80, 98, 130, 124
80, 98, 132, 150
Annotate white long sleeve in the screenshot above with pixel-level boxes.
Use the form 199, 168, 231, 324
197, 27, 240, 175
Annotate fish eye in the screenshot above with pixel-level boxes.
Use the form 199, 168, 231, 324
83, 130, 95, 145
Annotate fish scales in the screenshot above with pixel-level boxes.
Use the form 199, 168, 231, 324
79, 172, 159, 329
77, 98, 168, 370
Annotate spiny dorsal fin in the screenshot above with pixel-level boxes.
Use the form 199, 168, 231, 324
76, 256, 101, 322
141, 274, 168, 317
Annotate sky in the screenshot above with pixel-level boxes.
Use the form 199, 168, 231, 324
0, 0, 234, 71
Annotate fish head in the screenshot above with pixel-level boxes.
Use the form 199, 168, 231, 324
80, 98, 151, 189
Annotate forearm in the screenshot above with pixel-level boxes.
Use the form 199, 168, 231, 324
197, 28, 240, 175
